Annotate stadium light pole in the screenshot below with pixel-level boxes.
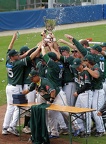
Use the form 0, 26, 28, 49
48, 0, 53, 8
16, 0, 19, 10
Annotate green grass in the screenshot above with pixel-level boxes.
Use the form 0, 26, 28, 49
1, 24, 106, 144
61, 134, 106, 144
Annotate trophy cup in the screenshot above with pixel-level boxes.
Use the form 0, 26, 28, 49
41, 16, 57, 43
43, 16, 57, 32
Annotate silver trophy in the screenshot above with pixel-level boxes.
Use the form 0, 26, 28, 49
43, 16, 57, 32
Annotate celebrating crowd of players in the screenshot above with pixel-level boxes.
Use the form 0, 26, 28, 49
2, 30, 106, 139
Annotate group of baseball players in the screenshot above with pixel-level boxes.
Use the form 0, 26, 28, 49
2, 30, 106, 139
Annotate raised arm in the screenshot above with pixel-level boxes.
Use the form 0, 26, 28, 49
8, 32, 17, 50
58, 39, 76, 50
83, 67, 100, 78
30, 45, 41, 60
65, 34, 87, 56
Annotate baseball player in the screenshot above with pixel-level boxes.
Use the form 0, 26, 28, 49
19, 46, 37, 103
47, 43, 77, 106
22, 69, 69, 138
59, 46, 77, 106
100, 43, 106, 101
2, 35, 42, 136
83, 55, 105, 137
71, 57, 93, 137
19, 46, 37, 134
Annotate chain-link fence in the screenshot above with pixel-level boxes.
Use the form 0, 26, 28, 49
0, 0, 105, 12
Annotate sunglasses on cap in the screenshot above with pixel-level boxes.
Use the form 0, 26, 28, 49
83, 59, 88, 62
71, 50, 78, 53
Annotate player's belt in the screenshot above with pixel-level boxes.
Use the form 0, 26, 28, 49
64, 83, 69, 86
12, 84, 16, 86
8, 84, 17, 86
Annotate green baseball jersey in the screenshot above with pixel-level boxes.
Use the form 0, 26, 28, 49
36, 61, 48, 78
103, 55, 106, 79
43, 54, 64, 87
60, 55, 74, 84
6, 55, 31, 85
33, 57, 42, 68
23, 61, 32, 84
73, 69, 92, 92
98, 55, 106, 79
29, 77, 60, 101
72, 38, 89, 56
91, 64, 103, 90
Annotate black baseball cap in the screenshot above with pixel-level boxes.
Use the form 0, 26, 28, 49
9, 49, 18, 57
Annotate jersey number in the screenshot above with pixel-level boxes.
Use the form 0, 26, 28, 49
7, 68, 13, 78
59, 69, 63, 79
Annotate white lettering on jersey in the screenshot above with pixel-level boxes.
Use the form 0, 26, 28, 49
99, 61, 104, 72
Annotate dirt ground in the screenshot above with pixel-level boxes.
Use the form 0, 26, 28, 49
0, 105, 79, 144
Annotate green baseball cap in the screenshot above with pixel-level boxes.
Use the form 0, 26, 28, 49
71, 58, 81, 68
20, 46, 29, 55
60, 46, 70, 53
100, 42, 106, 47
9, 49, 18, 57
48, 52, 57, 61
83, 54, 94, 63
91, 44, 102, 52
27, 69, 39, 79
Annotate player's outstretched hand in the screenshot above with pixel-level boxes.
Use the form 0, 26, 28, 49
13, 32, 18, 41
58, 39, 66, 44
64, 34, 73, 41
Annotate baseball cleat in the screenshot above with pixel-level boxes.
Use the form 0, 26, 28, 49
7, 127, 20, 136
2, 128, 9, 135
22, 126, 31, 134
59, 128, 69, 135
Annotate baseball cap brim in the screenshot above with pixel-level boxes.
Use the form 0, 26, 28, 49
71, 64, 80, 69
9, 50, 19, 57
27, 74, 37, 80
